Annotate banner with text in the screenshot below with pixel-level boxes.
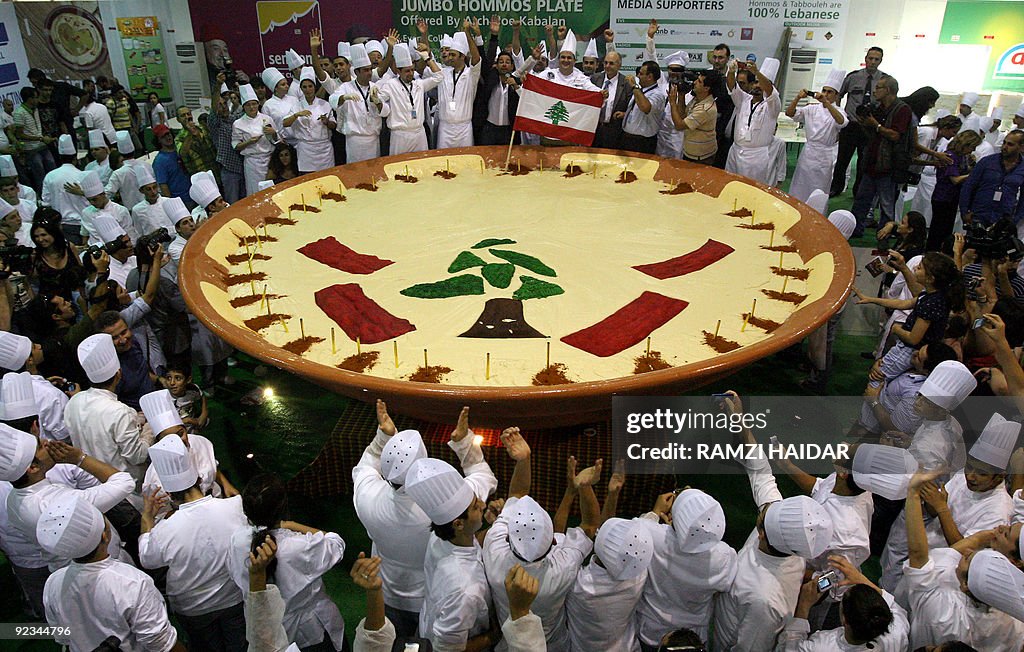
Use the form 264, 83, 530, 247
117, 17, 170, 103
0, 3, 31, 106
938, 1, 1024, 92
610, 0, 850, 91
393, 0, 610, 55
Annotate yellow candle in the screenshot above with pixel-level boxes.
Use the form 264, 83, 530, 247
646, 337, 651, 356
779, 251, 784, 267
394, 341, 399, 368
247, 258, 253, 275
546, 341, 550, 367
279, 317, 288, 332
405, 165, 410, 178
245, 239, 251, 257
733, 198, 737, 211
260, 285, 267, 312
741, 314, 750, 332
331, 327, 336, 354
302, 193, 306, 211
480, 159, 484, 173
769, 230, 775, 247
266, 296, 272, 317
318, 187, 323, 206
486, 352, 490, 380
250, 280, 256, 295
300, 318, 305, 339
714, 319, 721, 338
357, 337, 361, 355
446, 159, 451, 174
423, 348, 428, 367
751, 299, 757, 316
783, 277, 789, 293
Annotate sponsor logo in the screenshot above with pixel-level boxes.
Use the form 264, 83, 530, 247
710, 29, 723, 37
994, 42, 1024, 79
741, 28, 754, 41
825, 31, 833, 40
257, 1, 323, 70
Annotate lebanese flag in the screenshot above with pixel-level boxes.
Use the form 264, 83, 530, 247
513, 74, 603, 146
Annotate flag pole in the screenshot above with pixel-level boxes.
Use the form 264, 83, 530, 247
504, 130, 516, 170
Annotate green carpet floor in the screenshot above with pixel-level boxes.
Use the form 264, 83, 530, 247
1, 148, 883, 650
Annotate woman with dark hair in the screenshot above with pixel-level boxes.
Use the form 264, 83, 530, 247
266, 143, 299, 185
30, 217, 84, 301
900, 86, 940, 121
928, 129, 983, 251
230, 473, 347, 651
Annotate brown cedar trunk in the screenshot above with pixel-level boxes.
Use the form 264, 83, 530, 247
459, 298, 546, 338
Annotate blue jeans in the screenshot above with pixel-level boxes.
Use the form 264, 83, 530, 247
851, 173, 899, 237
220, 169, 245, 204
23, 147, 56, 194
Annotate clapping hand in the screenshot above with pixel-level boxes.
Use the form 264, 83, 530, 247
350, 552, 383, 591
501, 427, 530, 461
451, 406, 471, 442
375, 398, 397, 436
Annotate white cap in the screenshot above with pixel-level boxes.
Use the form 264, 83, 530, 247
823, 68, 846, 92
991, 106, 1003, 120
763, 495, 833, 558
441, 35, 453, 50
852, 444, 918, 500
219, 83, 230, 96
148, 433, 198, 493
349, 44, 371, 70
2, 372, 36, 421
969, 413, 1021, 471
285, 48, 305, 70
559, 29, 578, 57
959, 114, 980, 134
595, 517, 654, 580
538, 41, 548, 60
979, 116, 995, 133
0, 154, 16, 177
664, 51, 689, 68
393, 43, 413, 69
140, 389, 184, 436
583, 38, 599, 60
828, 209, 856, 239
257, 180, 275, 191
379, 429, 426, 485
57, 134, 75, 156
79, 170, 104, 198
87, 129, 106, 149
961, 91, 979, 108
135, 162, 156, 188
0, 331, 31, 371
262, 67, 285, 90
0, 197, 14, 220
507, 496, 554, 562
451, 32, 470, 57
189, 171, 221, 209
936, 108, 951, 119
410, 46, 423, 63
919, 360, 977, 410
760, 57, 781, 83
806, 189, 829, 215
299, 66, 316, 83
0, 423, 36, 481
365, 40, 384, 57
162, 197, 191, 226
671, 488, 726, 553
337, 42, 351, 60
116, 130, 134, 155
94, 215, 127, 244
239, 84, 258, 105
404, 457, 474, 524
77, 333, 120, 384
36, 493, 105, 560
968, 549, 1024, 621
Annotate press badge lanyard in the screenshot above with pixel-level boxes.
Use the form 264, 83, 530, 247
401, 80, 416, 119
747, 99, 764, 128
356, 83, 370, 111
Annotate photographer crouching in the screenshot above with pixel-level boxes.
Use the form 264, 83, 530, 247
849, 75, 914, 238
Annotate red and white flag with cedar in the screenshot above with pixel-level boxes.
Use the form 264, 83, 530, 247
513, 74, 603, 146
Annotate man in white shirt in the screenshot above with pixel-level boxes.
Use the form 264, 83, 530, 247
405, 456, 497, 651
41, 134, 88, 245
78, 89, 116, 145
521, 30, 601, 93
437, 26, 482, 148
130, 163, 171, 235
38, 493, 183, 652
725, 57, 783, 186
378, 48, 443, 155
83, 129, 113, 185
79, 169, 137, 245
0, 159, 38, 228
785, 69, 848, 203
619, 61, 668, 155
0, 343, 71, 443
332, 43, 389, 163
105, 131, 144, 211
139, 434, 249, 651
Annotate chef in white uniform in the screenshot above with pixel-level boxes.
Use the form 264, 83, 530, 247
405, 457, 495, 651
520, 30, 601, 92
79, 170, 137, 245
291, 66, 335, 173
104, 131, 143, 211
378, 44, 443, 155
140, 389, 223, 501
83, 129, 113, 185
284, 48, 306, 100
332, 44, 388, 163
725, 57, 783, 186
941, 413, 1017, 539
785, 68, 847, 203
0, 155, 37, 220
232, 84, 280, 196
130, 163, 172, 235
0, 345, 72, 442
260, 67, 300, 143
188, 170, 228, 224
437, 30, 481, 149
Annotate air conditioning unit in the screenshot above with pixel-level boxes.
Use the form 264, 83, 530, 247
175, 42, 210, 110
782, 48, 817, 107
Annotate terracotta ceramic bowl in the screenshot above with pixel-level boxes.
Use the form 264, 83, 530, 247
180, 146, 854, 427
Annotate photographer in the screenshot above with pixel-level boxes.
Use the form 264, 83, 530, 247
668, 69, 720, 165
958, 129, 1024, 227
784, 70, 847, 203
849, 75, 914, 238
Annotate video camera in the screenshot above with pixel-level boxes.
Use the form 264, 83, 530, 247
85, 235, 130, 260
138, 227, 174, 249
0, 244, 33, 278
855, 101, 883, 121
964, 220, 1024, 261
671, 69, 701, 96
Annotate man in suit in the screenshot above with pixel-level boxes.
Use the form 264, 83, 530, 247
591, 48, 630, 150
474, 17, 521, 146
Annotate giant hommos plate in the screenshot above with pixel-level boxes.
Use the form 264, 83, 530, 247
180, 147, 855, 427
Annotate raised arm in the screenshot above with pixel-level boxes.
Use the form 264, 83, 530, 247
574, 458, 603, 538
310, 28, 329, 83
906, 470, 941, 568
502, 427, 531, 498
601, 460, 624, 522
466, 19, 482, 66
553, 457, 579, 534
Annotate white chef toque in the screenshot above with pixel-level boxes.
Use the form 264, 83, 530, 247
664, 51, 689, 68
918, 360, 977, 411
57, 134, 75, 156
763, 495, 833, 558
969, 413, 1021, 471
299, 66, 316, 83
189, 171, 221, 209
828, 209, 857, 240
135, 161, 157, 188
162, 197, 191, 226
139, 389, 184, 437
967, 549, 1024, 622
404, 457, 474, 524
0, 423, 36, 481
379, 429, 427, 485
393, 43, 413, 69
451, 33, 470, 57
0, 154, 17, 177
559, 29, 577, 57
148, 433, 199, 492
79, 170, 105, 198
595, 517, 654, 580
262, 67, 285, 90
285, 48, 305, 71
0, 331, 32, 371
823, 68, 846, 93
349, 44, 371, 70
36, 493, 105, 559
94, 215, 127, 244
507, 496, 554, 562
2, 371, 37, 420
337, 42, 351, 60
116, 130, 135, 155
852, 444, 918, 500
365, 40, 384, 57
671, 488, 726, 553
961, 91, 979, 108
239, 84, 258, 105
77, 333, 120, 384
87, 129, 107, 150
583, 38, 599, 61
760, 57, 781, 83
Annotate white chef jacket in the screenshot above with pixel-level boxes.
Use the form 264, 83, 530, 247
438, 60, 482, 125
908, 417, 966, 474
81, 200, 138, 245
809, 474, 873, 571
523, 59, 600, 91
41, 163, 89, 227
245, 584, 293, 652
483, 497, 593, 652
880, 508, 946, 593
291, 96, 334, 172
85, 158, 113, 186
79, 102, 116, 143
378, 69, 444, 132
142, 433, 220, 500
420, 534, 491, 651
229, 526, 346, 648
106, 160, 144, 211
131, 196, 172, 235
1013, 488, 1024, 523
787, 102, 846, 203
354, 617, 397, 652
335, 80, 388, 138
28, 374, 71, 442
43, 556, 178, 652
503, 613, 547, 652
262, 94, 301, 138
138, 494, 248, 617
12, 197, 37, 234
944, 472, 1013, 535
904, 555, 1024, 651
65, 388, 152, 498
775, 590, 909, 651
635, 515, 738, 646
352, 427, 496, 613
565, 552, 646, 652
726, 84, 782, 186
